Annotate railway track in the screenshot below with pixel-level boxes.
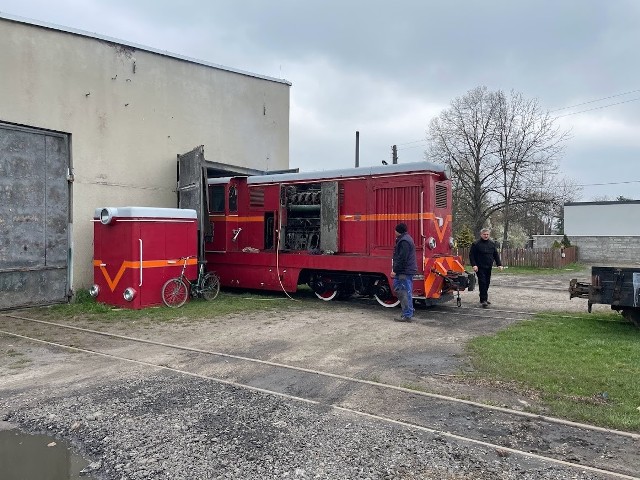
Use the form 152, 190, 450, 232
1, 312, 638, 479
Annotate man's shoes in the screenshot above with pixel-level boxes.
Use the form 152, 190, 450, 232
394, 316, 412, 322
481, 301, 488, 308
480, 300, 491, 305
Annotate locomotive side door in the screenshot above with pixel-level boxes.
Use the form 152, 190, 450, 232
207, 182, 227, 252
227, 182, 240, 252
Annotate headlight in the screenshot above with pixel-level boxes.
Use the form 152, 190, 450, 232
123, 288, 137, 301
100, 207, 116, 225
427, 237, 437, 249
449, 237, 455, 248
89, 285, 99, 297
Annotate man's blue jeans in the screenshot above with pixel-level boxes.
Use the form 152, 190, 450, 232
393, 274, 414, 318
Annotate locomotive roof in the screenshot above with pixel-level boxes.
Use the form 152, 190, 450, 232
207, 161, 447, 185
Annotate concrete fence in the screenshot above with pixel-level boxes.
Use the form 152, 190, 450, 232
533, 235, 640, 266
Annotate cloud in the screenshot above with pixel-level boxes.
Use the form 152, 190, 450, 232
2, 0, 640, 198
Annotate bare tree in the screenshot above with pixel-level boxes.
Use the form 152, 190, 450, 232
427, 86, 573, 241
493, 91, 572, 245
427, 86, 501, 236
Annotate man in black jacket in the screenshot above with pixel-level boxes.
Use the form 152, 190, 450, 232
469, 228, 503, 308
391, 223, 418, 322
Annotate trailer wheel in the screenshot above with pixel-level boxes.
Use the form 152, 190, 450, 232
622, 308, 640, 328
162, 278, 189, 308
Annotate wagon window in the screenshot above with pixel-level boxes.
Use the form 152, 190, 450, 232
209, 185, 225, 213
228, 185, 238, 213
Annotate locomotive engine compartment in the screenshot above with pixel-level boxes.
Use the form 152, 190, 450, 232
282, 183, 322, 251
280, 181, 338, 253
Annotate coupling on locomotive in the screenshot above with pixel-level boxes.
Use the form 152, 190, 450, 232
192, 160, 475, 308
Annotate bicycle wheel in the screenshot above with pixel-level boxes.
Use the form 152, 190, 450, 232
201, 273, 220, 301
162, 278, 189, 307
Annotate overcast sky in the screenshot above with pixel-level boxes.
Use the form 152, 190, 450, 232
2, 0, 639, 200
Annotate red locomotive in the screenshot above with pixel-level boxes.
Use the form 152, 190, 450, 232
198, 161, 474, 307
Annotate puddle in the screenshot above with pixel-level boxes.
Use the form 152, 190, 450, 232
0, 429, 96, 479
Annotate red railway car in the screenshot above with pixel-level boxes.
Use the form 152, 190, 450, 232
200, 161, 473, 307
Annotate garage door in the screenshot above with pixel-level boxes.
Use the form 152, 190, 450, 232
0, 123, 71, 309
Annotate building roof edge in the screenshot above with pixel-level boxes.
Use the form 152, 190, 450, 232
0, 11, 292, 86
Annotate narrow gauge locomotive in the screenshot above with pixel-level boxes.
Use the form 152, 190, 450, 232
202, 161, 473, 307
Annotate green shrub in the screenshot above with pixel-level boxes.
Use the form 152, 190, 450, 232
455, 225, 475, 248
73, 289, 95, 304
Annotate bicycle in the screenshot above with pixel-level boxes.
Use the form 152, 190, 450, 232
161, 256, 220, 308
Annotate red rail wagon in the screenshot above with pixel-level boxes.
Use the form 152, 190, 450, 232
196, 161, 473, 307
90, 207, 198, 309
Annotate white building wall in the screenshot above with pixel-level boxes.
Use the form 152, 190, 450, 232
0, 15, 290, 289
563, 201, 640, 265
564, 202, 640, 236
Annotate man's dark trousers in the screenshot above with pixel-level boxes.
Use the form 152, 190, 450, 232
476, 267, 492, 303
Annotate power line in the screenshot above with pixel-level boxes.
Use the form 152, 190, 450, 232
395, 139, 426, 146
549, 88, 640, 112
576, 179, 640, 187
553, 97, 640, 118
393, 88, 640, 149
396, 142, 427, 151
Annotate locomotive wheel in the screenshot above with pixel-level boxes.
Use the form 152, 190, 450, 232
162, 278, 189, 308
315, 288, 339, 301
374, 294, 400, 308
622, 308, 640, 328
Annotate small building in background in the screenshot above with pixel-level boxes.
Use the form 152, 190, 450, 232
560, 200, 640, 265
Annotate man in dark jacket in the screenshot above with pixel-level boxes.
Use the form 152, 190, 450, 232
391, 223, 418, 322
469, 227, 503, 308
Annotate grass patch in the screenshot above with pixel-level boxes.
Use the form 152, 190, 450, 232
466, 312, 640, 431
498, 262, 587, 275
462, 262, 587, 275
27, 288, 318, 324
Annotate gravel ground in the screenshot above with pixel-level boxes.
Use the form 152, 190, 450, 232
2, 372, 606, 480
0, 267, 632, 480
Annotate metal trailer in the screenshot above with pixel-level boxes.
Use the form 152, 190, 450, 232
569, 266, 640, 327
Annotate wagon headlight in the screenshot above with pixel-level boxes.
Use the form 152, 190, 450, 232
123, 288, 137, 301
89, 285, 99, 297
427, 237, 437, 249
99, 207, 116, 225
449, 236, 455, 248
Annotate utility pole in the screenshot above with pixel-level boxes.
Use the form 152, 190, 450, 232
391, 145, 398, 164
355, 131, 360, 168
